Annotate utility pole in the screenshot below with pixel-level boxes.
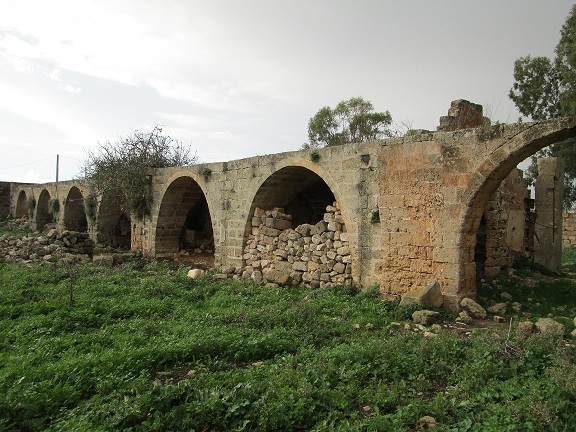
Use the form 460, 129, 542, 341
56, 154, 59, 199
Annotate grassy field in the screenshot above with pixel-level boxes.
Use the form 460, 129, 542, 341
0, 253, 575, 431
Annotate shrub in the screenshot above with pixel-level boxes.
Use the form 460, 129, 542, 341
48, 198, 60, 214
26, 196, 36, 218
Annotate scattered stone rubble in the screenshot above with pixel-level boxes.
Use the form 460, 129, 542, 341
241, 203, 353, 288
0, 222, 93, 264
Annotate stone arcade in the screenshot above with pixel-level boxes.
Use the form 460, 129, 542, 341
2, 102, 574, 311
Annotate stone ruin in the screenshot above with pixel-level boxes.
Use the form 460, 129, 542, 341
242, 202, 353, 288
0, 217, 94, 264
437, 99, 491, 132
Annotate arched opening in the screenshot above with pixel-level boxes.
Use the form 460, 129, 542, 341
457, 121, 576, 302
36, 189, 54, 231
155, 176, 214, 265
15, 190, 27, 218
474, 215, 487, 281
244, 166, 350, 288
250, 166, 336, 227
63, 187, 88, 232
97, 193, 131, 249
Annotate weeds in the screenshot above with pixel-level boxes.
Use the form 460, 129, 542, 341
0, 262, 575, 430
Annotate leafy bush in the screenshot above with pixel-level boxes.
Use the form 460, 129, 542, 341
48, 198, 60, 214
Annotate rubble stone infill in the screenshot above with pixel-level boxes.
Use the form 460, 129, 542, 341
0, 220, 93, 264
242, 203, 353, 288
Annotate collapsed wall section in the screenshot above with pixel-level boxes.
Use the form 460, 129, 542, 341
242, 202, 353, 288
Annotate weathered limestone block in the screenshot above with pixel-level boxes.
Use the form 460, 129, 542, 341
263, 268, 291, 285
460, 297, 487, 319
535, 318, 565, 336
260, 226, 281, 237
399, 280, 444, 308
412, 310, 442, 326
187, 268, 206, 279
486, 303, 507, 316
292, 261, 307, 272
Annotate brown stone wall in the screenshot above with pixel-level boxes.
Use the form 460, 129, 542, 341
437, 99, 491, 132
6, 111, 576, 311
564, 211, 576, 247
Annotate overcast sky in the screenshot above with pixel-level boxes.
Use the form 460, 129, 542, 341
0, 1, 573, 183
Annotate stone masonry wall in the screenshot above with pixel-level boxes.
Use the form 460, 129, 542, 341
242, 202, 353, 288
564, 211, 576, 247
6, 112, 576, 311
482, 169, 530, 280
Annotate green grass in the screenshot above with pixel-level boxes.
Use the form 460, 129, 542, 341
563, 246, 576, 273
477, 251, 576, 329
0, 260, 575, 431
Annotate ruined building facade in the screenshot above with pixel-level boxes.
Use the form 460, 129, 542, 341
3, 101, 574, 310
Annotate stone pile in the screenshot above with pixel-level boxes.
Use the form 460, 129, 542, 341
242, 202, 353, 288
1, 217, 31, 231
0, 228, 93, 264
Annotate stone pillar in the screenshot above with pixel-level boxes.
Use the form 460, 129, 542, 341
534, 157, 564, 272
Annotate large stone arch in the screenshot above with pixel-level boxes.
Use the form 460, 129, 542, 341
63, 187, 88, 232
15, 190, 28, 218
153, 175, 214, 262
243, 163, 356, 287
35, 189, 53, 231
96, 193, 131, 248
451, 118, 576, 306
249, 166, 336, 224
247, 158, 356, 247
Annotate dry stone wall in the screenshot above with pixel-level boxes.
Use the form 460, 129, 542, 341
242, 202, 353, 288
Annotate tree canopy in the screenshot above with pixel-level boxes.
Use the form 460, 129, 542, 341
83, 126, 196, 219
509, 5, 576, 208
305, 97, 392, 149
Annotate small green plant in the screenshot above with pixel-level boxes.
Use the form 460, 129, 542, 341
27, 196, 36, 218
200, 167, 212, 179
48, 198, 60, 214
370, 209, 380, 224
309, 150, 320, 163
84, 193, 98, 222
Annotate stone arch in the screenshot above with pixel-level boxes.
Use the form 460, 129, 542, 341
243, 164, 353, 287
454, 118, 576, 303
15, 190, 27, 218
63, 187, 88, 232
96, 193, 131, 248
35, 189, 54, 231
154, 176, 214, 261
247, 159, 354, 239
248, 166, 336, 226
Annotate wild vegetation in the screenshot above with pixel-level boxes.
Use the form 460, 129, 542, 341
82, 126, 196, 220
1, 245, 575, 430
